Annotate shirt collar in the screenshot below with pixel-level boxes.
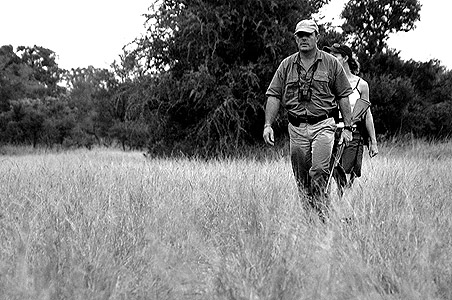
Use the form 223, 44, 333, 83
293, 49, 322, 66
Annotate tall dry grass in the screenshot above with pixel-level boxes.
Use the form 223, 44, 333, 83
0, 142, 451, 300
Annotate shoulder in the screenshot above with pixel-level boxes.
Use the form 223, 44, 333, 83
357, 76, 369, 91
275, 53, 297, 73
319, 50, 337, 62
280, 53, 298, 65
356, 76, 370, 99
318, 50, 343, 74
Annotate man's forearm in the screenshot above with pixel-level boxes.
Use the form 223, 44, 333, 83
337, 96, 352, 126
265, 96, 280, 125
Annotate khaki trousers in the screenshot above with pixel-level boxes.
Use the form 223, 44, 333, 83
288, 117, 336, 215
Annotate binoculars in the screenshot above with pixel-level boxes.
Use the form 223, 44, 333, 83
299, 86, 312, 102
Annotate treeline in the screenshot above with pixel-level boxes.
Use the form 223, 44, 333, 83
0, 45, 150, 151
1, 0, 451, 156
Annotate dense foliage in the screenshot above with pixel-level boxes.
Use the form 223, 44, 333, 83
131, 0, 330, 155
1, 0, 451, 155
341, 0, 421, 57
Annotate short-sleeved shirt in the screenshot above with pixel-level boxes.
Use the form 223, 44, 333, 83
266, 50, 352, 117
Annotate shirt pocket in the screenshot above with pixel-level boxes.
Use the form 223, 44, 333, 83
283, 79, 299, 109
313, 71, 331, 96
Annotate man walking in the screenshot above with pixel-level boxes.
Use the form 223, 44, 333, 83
263, 19, 353, 220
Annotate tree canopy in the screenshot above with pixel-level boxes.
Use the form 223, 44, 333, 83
123, 0, 331, 154
2, 0, 452, 154
341, 0, 421, 57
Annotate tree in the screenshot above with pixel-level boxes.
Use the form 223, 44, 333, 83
41, 96, 77, 146
341, 0, 421, 57
367, 74, 417, 135
64, 66, 117, 115
111, 47, 149, 82
129, 0, 330, 154
0, 44, 66, 117
17, 45, 64, 96
0, 45, 39, 111
0, 99, 46, 147
63, 66, 118, 142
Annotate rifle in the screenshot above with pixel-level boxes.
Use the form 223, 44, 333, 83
324, 97, 371, 195
325, 140, 345, 194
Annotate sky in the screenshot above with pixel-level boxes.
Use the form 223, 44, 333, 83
1, 0, 450, 71
317, 0, 452, 70
0, 0, 151, 70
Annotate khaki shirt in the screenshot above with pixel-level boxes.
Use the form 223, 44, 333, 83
266, 50, 352, 117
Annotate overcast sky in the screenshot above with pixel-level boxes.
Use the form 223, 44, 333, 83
318, 0, 451, 69
1, 0, 450, 70
0, 0, 150, 70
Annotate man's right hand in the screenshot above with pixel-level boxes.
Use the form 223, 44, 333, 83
339, 128, 353, 145
263, 126, 274, 146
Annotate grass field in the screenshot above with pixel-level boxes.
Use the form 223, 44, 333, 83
1, 141, 451, 300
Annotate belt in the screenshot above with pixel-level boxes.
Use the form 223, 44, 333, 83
288, 113, 330, 126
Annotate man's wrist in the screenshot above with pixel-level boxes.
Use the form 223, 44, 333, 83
264, 123, 272, 129
344, 125, 355, 132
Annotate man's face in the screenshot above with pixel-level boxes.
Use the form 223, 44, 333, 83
294, 31, 317, 53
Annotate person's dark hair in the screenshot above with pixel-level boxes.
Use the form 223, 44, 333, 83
323, 43, 360, 74
347, 56, 360, 75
